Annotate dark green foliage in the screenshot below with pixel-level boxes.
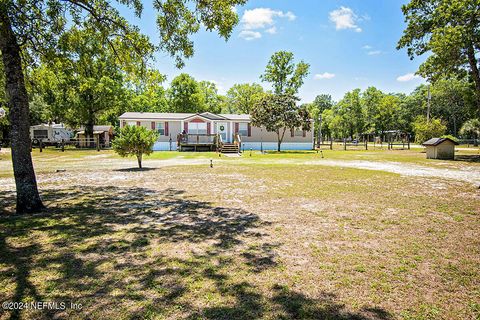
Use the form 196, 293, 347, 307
251, 94, 311, 151
167, 73, 205, 113
398, 0, 480, 110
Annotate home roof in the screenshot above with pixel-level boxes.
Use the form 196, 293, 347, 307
119, 112, 195, 120
422, 137, 459, 146
198, 112, 228, 120
119, 112, 251, 121
220, 114, 251, 121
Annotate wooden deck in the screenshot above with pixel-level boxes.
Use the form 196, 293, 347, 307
177, 133, 242, 153
177, 134, 220, 151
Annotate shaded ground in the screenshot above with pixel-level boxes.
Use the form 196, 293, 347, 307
0, 149, 479, 319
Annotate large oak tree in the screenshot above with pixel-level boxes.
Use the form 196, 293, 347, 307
251, 94, 311, 152
397, 0, 480, 112
0, 0, 246, 213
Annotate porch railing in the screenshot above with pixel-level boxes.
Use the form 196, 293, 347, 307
233, 133, 242, 153
177, 133, 220, 146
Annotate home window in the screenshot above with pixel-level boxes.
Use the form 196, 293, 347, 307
126, 121, 136, 126
238, 123, 248, 136
188, 122, 207, 134
157, 122, 165, 135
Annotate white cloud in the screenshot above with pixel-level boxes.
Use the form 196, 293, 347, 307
242, 8, 296, 29
209, 80, 225, 94
397, 73, 421, 82
314, 72, 336, 80
362, 45, 372, 50
329, 7, 362, 32
367, 50, 382, 56
265, 27, 277, 34
239, 30, 262, 40
239, 8, 295, 40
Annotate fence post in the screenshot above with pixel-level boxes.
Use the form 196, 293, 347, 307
39, 139, 43, 153
96, 136, 100, 152
61, 139, 65, 152
330, 139, 333, 150
343, 138, 346, 150
365, 139, 368, 150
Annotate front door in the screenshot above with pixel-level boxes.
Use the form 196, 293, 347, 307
216, 122, 228, 142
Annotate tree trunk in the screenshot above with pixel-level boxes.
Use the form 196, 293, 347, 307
137, 154, 142, 169
0, 8, 44, 213
85, 118, 94, 148
467, 44, 480, 113
276, 129, 284, 152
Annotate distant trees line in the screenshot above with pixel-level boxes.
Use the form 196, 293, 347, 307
1, 61, 479, 145
304, 79, 479, 143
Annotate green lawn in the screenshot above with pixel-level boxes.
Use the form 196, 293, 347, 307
0, 148, 479, 319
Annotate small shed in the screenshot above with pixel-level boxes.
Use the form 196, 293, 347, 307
76, 125, 114, 148
422, 137, 458, 160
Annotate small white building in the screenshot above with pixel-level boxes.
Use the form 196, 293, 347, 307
422, 137, 458, 160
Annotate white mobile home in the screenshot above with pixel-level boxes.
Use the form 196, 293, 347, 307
119, 112, 314, 152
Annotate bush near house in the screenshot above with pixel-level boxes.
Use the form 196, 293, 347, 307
112, 125, 158, 168
412, 116, 447, 144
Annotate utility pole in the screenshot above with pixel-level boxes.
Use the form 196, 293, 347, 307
317, 114, 322, 148
427, 85, 431, 122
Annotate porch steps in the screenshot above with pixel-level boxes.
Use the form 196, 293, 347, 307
221, 143, 239, 154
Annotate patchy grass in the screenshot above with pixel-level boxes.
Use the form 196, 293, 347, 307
0, 148, 479, 319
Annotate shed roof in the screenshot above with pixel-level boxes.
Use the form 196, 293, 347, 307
422, 137, 459, 146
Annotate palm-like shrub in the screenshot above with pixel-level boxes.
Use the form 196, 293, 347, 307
113, 125, 158, 168
460, 119, 480, 139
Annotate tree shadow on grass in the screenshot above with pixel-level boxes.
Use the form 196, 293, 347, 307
455, 155, 480, 163
265, 151, 317, 155
113, 167, 159, 172
0, 186, 392, 320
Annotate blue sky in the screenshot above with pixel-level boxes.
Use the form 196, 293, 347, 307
118, 0, 427, 102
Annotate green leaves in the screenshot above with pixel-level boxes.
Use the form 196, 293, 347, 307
251, 93, 311, 137
112, 124, 158, 168
226, 83, 264, 114
261, 51, 310, 95
459, 118, 480, 138
154, 0, 246, 68
167, 73, 205, 113
412, 116, 447, 143
398, 0, 480, 109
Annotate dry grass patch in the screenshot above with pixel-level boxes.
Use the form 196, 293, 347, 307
0, 150, 479, 319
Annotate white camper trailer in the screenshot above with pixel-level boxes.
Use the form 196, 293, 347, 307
30, 123, 73, 146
